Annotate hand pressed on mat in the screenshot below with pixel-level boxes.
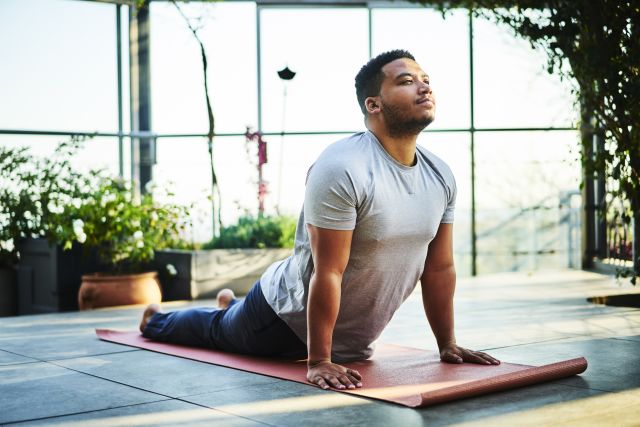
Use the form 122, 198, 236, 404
439, 342, 501, 365
307, 360, 362, 390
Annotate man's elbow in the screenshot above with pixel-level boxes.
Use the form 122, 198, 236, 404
421, 262, 456, 282
311, 268, 345, 286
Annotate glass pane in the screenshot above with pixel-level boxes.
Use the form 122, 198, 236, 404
0, 135, 122, 178
119, 9, 131, 134
372, 8, 471, 130
260, 134, 343, 217
155, 136, 236, 243
418, 132, 472, 276
0, 0, 118, 132
260, 8, 369, 133
474, 131, 582, 274
153, 133, 339, 243
473, 17, 578, 128
151, 2, 257, 134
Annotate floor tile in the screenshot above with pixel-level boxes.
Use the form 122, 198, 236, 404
185, 380, 425, 427
612, 334, 640, 343
12, 399, 261, 427
449, 387, 640, 427
0, 310, 139, 335
0, 349, 38, 366
54, 350, 279, 398
0, 362, 163, 424
485, 336, 640, 392
0, 329, 139, 361
416, 382, 607, 426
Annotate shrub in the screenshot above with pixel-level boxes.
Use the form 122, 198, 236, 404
54, 177, 192, 274
0, 137, 92, 269
204, 215, 296, 249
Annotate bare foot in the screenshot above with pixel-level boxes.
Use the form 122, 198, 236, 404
139, 303, 161, 333
216, 288, 236, 309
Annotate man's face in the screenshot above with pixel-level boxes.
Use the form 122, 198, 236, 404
376, 58, 436, 137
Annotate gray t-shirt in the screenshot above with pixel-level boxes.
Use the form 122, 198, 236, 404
260, 130, 456, 361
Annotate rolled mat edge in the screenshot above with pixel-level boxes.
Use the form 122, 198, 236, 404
418, 357, 588, 407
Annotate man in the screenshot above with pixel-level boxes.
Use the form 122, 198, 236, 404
140, 49, 500, 391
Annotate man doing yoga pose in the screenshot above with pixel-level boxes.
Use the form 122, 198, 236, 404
139, 49, 500, 391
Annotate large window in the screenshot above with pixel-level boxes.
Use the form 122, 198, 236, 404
260, 8, 369, 133
372, 8, 471, 130
1, 1, 582, 276
0, 0, 120, 133
474, 131, 580, 273
473, 17, 578, 128
150, 2, 257, 134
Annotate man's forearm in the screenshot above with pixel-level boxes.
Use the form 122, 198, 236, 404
420, 266, 456, 349
306, 271, 342, 365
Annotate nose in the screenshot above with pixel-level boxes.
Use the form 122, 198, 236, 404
419, 80, 432, 94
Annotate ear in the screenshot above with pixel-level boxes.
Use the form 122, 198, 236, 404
365, 97, 381, 115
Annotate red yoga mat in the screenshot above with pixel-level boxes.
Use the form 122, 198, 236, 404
96, 329, 587, 408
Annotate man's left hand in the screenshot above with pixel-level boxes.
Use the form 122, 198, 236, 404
439, 343, 501, 365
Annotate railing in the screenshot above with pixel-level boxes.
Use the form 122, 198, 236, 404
605, 197, 634, 264
470, 191, 582, 274
584, 131, 638, 277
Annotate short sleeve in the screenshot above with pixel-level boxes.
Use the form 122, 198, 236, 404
441, 174, 457, 224
303, 162, 357, 231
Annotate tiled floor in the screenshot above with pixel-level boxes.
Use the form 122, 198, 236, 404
2, 269, 639, 426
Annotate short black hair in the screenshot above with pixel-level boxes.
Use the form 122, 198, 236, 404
354, 49, 416, 115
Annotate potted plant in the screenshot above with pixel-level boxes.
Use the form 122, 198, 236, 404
0, 145, 33, 316
1, 138, 98, 315
155, 214, 296, 300
54, 176, 191, 310
1, 137, 193, 313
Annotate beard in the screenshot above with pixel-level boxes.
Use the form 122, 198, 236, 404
380, 99, 434, 138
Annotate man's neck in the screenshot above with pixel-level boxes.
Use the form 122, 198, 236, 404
368, 126, 419, 167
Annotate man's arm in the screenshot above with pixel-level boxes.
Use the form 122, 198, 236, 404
420, 223, 500, 365
305, 224, 362, 390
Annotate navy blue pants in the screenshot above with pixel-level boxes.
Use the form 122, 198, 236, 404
142, 281, 307, 358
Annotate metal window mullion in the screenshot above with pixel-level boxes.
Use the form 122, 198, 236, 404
469, 9, 477, 276
128, 3, 138, 189
256, 5, 263, 132
368, 5, 372, 58
116, 4, 124, 178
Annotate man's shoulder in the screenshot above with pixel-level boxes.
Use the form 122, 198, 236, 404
321, 132, 371, 159
311, 132, 374, 173
416, 144, 455, 182
416, 144, 448, 167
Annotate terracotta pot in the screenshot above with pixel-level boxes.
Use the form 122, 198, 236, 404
78, 271, 162, 310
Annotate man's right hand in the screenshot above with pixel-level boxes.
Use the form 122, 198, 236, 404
307, 360, 363, 390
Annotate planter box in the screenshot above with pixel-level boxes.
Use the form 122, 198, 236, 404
16, 238, 102, 314
0, 267, 17, 317
154, 248, 291, 301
